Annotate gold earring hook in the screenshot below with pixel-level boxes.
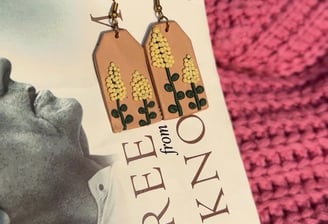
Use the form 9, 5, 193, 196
153, 0, 170, 31
90, 0, 123, 38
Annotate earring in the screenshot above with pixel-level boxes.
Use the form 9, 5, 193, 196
91, 0, 162, 133
144, 0, 209, 120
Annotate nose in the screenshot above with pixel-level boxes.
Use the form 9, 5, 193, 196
0, 58, 11, 96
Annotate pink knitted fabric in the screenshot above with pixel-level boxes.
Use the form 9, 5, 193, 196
205, 0, 328, 223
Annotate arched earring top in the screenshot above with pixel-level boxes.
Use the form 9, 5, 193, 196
153, 0, 170, 32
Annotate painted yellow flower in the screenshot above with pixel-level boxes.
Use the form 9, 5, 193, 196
131, 71, 153, 101
106, 62, 127, 101
182, 55, 200, 84
150, 27, 174, 68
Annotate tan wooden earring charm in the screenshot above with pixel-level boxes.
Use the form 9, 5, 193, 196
90, 0, 208, 132
91, 1, 162, 133
144, 1, 209, 120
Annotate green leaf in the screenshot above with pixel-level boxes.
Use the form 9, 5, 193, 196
177, 91, 185, 100
120, 104, 128, 112
148, 101, 155, 108
164, 83, 173, 92
125, 115, 134, 124
171, 73, 180, 81
189, 102, 197, 110
168, 105, 178, 113
186, 90, 194, 98
138, 107, 146, 114
196, 86, 205, 94
111, 109, 120, 118
149, 112, 157, 119
139, 120, 147, 126
200, 99, 207, 107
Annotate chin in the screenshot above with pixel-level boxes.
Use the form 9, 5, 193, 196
57, 97, 83, 120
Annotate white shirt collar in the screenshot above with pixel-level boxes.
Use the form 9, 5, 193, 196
88, 166, 112, 224
0, 209, 10, 224
88, 162, 129, 224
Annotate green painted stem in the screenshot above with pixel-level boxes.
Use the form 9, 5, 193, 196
116, 99, 127, 130
165, 67, 183, 116
143, 99, 151, 125
192, 83, 201, 110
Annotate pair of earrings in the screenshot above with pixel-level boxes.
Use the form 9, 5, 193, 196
91, 0, 208, 133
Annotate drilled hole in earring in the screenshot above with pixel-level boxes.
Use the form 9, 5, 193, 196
165, 23, 170, 32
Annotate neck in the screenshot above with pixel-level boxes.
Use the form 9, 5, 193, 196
14, 159, 100, 224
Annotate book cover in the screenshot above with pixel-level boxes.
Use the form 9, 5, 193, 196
0, 0, 260, 223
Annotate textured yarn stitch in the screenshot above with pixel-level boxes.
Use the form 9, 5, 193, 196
205, 0, 328, 223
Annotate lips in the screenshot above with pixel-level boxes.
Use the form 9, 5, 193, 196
0, 58, 11, 96
28, 86, 38, 113
31, 90, 56, 115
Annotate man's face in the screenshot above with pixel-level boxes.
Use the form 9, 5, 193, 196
0, 58, 89, 219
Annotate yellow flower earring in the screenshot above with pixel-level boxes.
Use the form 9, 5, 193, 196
90, 0, 208, 131
91, 1, 162, 132
144, 0, 209, 120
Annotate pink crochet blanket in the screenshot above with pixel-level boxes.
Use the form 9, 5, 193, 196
205, 0, 328, 223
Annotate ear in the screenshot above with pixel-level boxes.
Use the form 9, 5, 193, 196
0, 208, 10, 224
0, 58, 11, 96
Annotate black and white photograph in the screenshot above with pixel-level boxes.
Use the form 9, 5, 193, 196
0, 57, 127, 223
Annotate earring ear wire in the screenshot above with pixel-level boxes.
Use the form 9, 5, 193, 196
90, 0, 123, 38
153, 0, 170, 31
